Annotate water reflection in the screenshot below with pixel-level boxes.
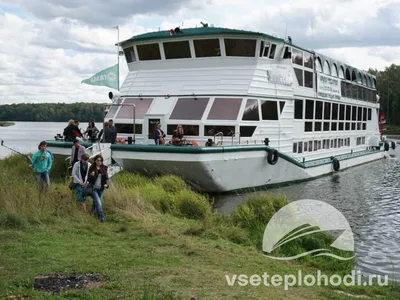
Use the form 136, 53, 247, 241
214, 146, 400, 281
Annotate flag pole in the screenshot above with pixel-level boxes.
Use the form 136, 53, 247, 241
117, 25, 120, 91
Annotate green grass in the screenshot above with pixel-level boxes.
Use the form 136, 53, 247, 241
0, 154, 399, 299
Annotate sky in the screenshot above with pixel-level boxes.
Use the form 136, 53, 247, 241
1, 0, 400, 104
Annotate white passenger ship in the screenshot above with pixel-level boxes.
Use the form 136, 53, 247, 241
47, 24, 396, 193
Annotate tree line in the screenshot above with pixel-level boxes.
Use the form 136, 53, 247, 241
368, 64, 400, 125
0, 103, 107, 122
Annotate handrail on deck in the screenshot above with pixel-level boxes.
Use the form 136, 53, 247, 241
213, 132, 223, 145
231, 132, 241, 145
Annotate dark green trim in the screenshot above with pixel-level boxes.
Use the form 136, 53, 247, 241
119, 27, 283, 47
120, 93, 293, 101
111, 144, 383, 169
46, 141, 93, 148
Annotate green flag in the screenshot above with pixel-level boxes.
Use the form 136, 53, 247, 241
81, 64, 119, 90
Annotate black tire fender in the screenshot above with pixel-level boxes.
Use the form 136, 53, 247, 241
267, 149, 279, 165
332, 158, 340, 171
391, 141, 396, 150
384, 142, 389, 151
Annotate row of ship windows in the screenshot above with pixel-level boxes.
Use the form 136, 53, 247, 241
293, 137, 366, 154
124, 38, 263, 62
304, 121, 367, 132
115, 124, 257, 137
106, 97, 285, 122
294, 99, 373, 122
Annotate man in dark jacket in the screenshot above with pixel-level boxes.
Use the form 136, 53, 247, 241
104, 119, 117, 144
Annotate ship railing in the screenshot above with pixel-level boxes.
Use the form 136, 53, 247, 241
231, 132, 241, 145
214, 132, 223, 146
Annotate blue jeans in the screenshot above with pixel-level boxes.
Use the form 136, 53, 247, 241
34, 172, 50, 192
91, 188, 104, 222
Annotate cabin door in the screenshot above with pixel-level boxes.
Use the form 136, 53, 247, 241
144, 114, 166, 144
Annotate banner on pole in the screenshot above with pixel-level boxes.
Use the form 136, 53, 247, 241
81, 64, 119, 90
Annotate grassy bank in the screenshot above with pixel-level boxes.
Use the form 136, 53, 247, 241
0, 155, 398, 299
0, 121, 15, 127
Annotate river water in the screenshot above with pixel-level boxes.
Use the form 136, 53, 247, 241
1, 122, 400, 281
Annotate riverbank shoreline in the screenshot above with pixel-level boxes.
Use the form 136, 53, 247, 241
0, 155, 398, 299
0, 121, 15, 127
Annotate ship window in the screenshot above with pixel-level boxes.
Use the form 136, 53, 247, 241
352, 70, 357, 82
208, 98, 242, 120
345, 68, 351, 80
136, 43, 161, 61
240, 126, 257, 137
357, 107, 362, 121
242, 99, 259, 121
304, 52, 313, 69
341, 82, 346, 97
204, 125, 235, 136
304, 141, 308, 151
305, 100, 314, 119
123, 46, 136, 63
298, 142, 303, 154
346, 105, 351, 120
339, 104, 345, 120
315, 122, 322, 131
304, 71, 313, 88
339, 122, 344, 130
305, 122, 312, 132
170, 97, 209, 120
115, 123, 143, 134
339, 66, 345, 79
324, 102, 331, 120
167, 125, 199, 136
314, 140, 318, 150
351, 123, 356, 130
357, 72, 362, 84
332, 122, 337, 131
294, 68, 303, 86
259, 41, 270, 57
351, 85, 357, 99
163, 41, 191, 59
315, 57, 322, 72
368, 108, 372, 120
331, 63, 338, 77
293, 143, 297, 153
372, 78, 376, 88
362, 75, 367, 85
345, 123, 350, 130
366, 76, 371, 87
194, 39, 221, 57
357, 86, 363, 100
315, 101, 323, 119
261, 100, 279, 120
363, 107, 367, 121
292, 48, 303, 65
323, 122, 330, 131
269, 44, 276, 59
294, 99, 303, 119
363, 123, 366, 130
283, 46, 291, 59
332, 103, 338, 120
115, 98, 154, 119
323, 60, 330, 74
224, 38, 256, 57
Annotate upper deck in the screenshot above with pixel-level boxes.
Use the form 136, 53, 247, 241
118, 25, 377, 105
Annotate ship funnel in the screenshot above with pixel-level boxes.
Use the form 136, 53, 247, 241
108, 91, 121, 100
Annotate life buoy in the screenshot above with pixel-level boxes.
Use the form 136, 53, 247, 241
391, 141, 396, 150
384, 142, 389, 151
191, 140, 199, 147
116, 137, 126, 144
332, 158, 340, 171
267, 149, 279, 165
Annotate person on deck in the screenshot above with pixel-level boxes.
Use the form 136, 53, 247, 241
171, 125, 185, 145
152, 123, 166, 145
104, 119, 117, 144
70, 139, 86, 167
27, 141, 53, 192
74, 120, 83, 138
71, 153, 91, 211
84, 121, 99, 142
87, 154, 109, 222
63, 120, 78, 141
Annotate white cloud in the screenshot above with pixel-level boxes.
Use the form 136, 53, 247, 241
0, 0, 399, 105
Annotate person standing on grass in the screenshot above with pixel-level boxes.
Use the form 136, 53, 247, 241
71, 153, 91, 212
87, 154, 109, 222
70, 139, 86, 167
27, 141, 53, 192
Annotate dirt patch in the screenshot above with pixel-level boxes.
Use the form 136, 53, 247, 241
33, 272, 105, 293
